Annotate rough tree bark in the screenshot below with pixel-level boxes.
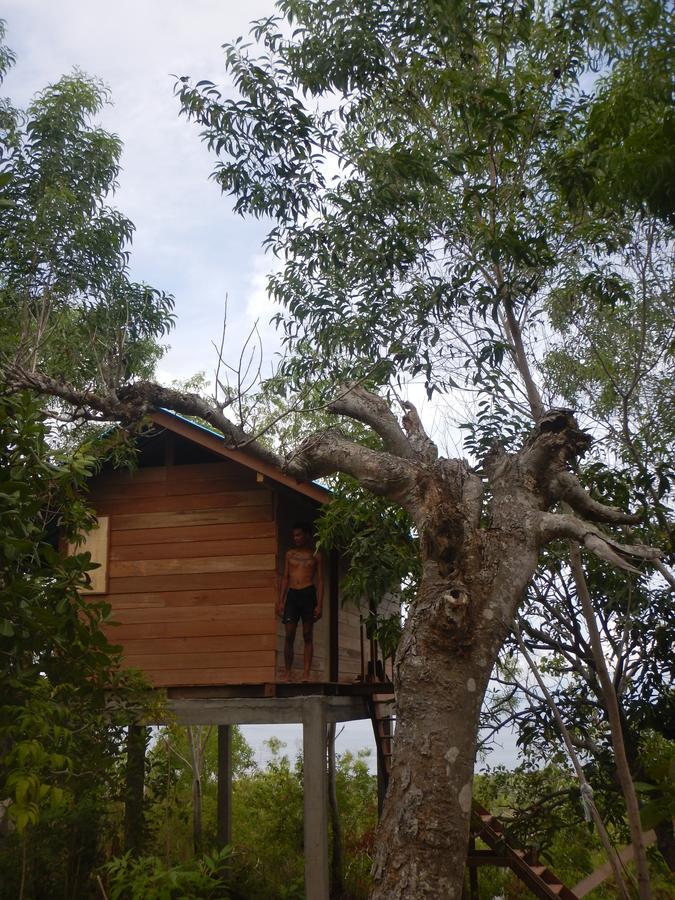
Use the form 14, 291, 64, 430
6, 367, 666, 899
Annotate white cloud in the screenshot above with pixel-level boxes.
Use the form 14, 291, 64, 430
2, 0, 278, 381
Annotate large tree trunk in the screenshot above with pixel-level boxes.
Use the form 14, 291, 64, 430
367, 405, 651, 899
371, 532, 537, 897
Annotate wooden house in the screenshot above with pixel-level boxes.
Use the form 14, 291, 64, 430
77, 409, 387, 692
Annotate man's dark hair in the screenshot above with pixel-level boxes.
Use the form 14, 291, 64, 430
292, 521, 312, 535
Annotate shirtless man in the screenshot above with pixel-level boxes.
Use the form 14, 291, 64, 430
276, 522, 323, 682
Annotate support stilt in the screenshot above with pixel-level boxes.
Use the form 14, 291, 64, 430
368, 693, 395, 817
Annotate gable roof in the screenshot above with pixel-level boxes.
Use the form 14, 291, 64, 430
150, 409, 331, 505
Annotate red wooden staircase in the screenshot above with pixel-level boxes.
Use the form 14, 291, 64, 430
368, 695, 579, 900
470, 801, 580, 899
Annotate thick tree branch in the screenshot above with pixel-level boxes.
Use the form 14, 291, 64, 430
653, 559, 675, 590
7, 366, 424, 508
326, 382, 415, 459
520, 409, 592, 474
570, 545, 654, 899
6, 365, 284, 470
286, 429, 417, 505
551, 471, 641, 525
513, 622, 632, 900
400, 400, 438, 462
502, 303, 546, 422
539, 512, 661, 572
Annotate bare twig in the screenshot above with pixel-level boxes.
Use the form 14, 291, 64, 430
212, 294, 228, 407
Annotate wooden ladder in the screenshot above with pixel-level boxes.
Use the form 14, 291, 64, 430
470, 801, 580, 900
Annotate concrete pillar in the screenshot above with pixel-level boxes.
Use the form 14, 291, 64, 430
302, 697, 329, 900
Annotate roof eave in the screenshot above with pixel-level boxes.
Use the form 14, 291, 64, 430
150, 409, 330, 504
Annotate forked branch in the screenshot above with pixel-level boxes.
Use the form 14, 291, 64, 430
539, 511, 661, 572
327, 382, 415, 459
287, 428, 417, 505
401, 400, 438, 462
551, 471, 641, 525
5, 364, 282, 469
6, 364, 419, 504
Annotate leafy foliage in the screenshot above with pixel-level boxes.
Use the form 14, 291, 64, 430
316, 476, 419, 611
473, 764, 674, 898
0, 23, 174, 391
556, 14, 675, 222
144, 732, 378, 900
176, 0, 671, 402
103, 847, 232, 900
0, 392, 151, 896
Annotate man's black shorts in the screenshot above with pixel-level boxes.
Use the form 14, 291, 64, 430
283, 586, 317, 625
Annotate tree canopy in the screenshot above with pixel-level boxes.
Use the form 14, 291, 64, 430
0, 23, 172, 896
175, 0, 672, 408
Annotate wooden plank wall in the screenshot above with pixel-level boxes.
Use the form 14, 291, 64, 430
90, 460, 278, 687
337, 601, 363, 683
336, 558, 401, 683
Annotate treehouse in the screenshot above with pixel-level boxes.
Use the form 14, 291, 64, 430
76, 411, 582, 900
78, 409, 392, 692
73, 410, 400, 894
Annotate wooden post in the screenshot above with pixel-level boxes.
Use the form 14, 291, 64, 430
217, 724, 232, 848
468, 834, 478, 899
302, 697, 329, 900
328, 550, 339, 683
124, 724, 147, 855
372, 699, 391, 818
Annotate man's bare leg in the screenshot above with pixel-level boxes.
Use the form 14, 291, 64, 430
281, 622, 298, 681
302, 621, 314, 681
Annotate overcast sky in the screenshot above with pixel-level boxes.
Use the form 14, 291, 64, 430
2, 1, 518, 769
2, 0, 284, 386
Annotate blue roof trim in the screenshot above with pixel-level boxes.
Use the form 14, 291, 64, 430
158, 407, 228, 441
